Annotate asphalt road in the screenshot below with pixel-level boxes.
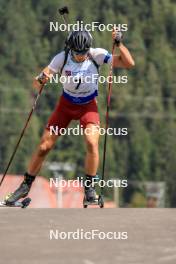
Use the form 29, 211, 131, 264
0, 209, 176, 264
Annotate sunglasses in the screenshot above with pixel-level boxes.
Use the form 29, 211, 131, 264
72, 50, 89, 56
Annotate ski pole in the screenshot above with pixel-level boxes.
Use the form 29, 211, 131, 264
101, 42, 116, 195
0, 84, 45, 187
0, 7, 70, 187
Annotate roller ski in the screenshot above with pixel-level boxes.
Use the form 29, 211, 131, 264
83, 191, 104, 208
83, 175, 104, 208
0, 194, 31, 208
0, 172, 34, 208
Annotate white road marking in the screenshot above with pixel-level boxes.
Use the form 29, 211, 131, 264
158, 254, 176, 262
83, 259, 95, 264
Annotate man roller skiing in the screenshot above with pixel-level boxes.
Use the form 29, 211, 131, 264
5, 28, 135, 205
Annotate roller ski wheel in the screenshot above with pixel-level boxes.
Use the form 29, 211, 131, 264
83, 196, 88, 208
21, 197, 31, 208
98, 195, 104, 208
0, 195, 31, 209
83, 195, 104, 208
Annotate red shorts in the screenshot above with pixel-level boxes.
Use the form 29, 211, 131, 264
46, 95, 100, 132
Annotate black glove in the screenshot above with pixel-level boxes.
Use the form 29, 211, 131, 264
36, 72, 49, 85
114, 31, 123, 46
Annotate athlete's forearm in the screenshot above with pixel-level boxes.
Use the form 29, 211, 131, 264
118, 43, 135, 68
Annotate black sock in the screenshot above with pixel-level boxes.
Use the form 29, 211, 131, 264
24, 172, 36, 185
85, 174, 96, 190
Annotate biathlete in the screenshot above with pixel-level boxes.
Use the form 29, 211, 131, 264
5, 28, 135, 204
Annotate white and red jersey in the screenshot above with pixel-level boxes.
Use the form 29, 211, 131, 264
48, 48, 112, 104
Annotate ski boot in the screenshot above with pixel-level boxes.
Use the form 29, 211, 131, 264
83, 175, 104, 208
0, 195, 31, 208
4, 173, 35, 205
85, 185, 97, 201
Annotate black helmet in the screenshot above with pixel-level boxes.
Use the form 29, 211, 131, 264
66, 30, 92, 52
